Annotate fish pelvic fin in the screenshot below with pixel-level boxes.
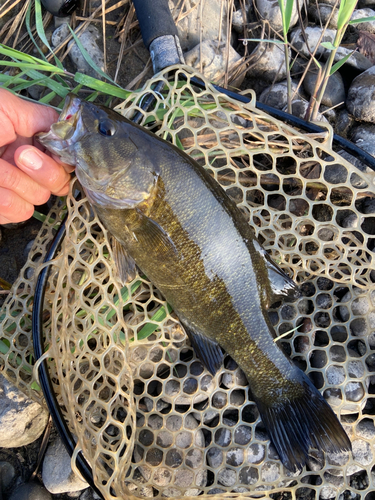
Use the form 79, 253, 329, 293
111, 236, 137, 285
255, 371, 352, 473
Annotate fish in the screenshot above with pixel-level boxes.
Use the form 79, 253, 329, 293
38, 94, 351, 473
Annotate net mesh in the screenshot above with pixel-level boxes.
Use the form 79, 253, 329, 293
1, 66, 375, 499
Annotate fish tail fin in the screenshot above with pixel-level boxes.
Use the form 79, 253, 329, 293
255, 371, 352, 473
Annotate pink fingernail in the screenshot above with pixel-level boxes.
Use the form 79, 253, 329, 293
19, 149, 43, 170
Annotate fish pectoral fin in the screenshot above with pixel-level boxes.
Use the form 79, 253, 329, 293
111, 237, 137, 285
133, 211, 179, 258
183, 323, 224, 375
264, 255, 301, 302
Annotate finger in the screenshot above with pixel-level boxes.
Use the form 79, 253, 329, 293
51, 153, 75, 173
0, 89, 59, 145
0, 159, 51, 206
14, 145, 72, 195
0, 187, 34, 223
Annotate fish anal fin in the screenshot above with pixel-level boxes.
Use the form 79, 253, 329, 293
183, 323, 224, 376
111, 237, 137, 285
255, 370, 352, 473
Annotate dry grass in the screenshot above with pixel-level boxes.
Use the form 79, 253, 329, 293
0, 0, 145, 88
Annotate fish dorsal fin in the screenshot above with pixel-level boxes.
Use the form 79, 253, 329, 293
111, 237, 137, 285
253, 240, 300, 302
183, 323, 224, 375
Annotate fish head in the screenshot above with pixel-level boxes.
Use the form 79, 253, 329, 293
37, 94, 160, 209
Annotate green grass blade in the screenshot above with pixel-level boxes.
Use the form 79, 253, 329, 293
67, 25, 119, 85
337, 0, 357, 30
11, 77, 46, 92
25, 1, 48, 63
137, 304, 173, 341
0, 61, 62, 72
284, 0, 295, 33
330, 50, 354, 75
349, 16, 375, 25
39, 91, 57, 103
74, 72, 132, 99
34, 0, 64, 70
27, 69, 69, 97
86, 91, 99, 102
321, 41, 337, 50
0, 43, 55, 66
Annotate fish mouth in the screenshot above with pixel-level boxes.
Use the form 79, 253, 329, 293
37, 94, 85, 156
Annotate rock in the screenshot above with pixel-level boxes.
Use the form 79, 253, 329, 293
0, 461, 15, 493
0, 374, 49, 448
283, 97, 328, 122
350, 8, 375, 33
67, 25, 104, 78
207, 447, 223, 468
347, 439, 373, 475
291, 27, 372, 71
215, 426, 231, 447
185, 448, 204, 469
347, 66, 375, 123
349, 356, 366, 376
351, 124, 375, 157
261, 462, 280, 482
8, 482, 52, 500
79, 489, 102, 500
51, 23, 70, 48
217, 468, 237, 487
326, 365, 345, 385
303, 70, 345, 108
174, 469, 206, 489
153, 468, 172, 487
326, 448, 350, 468
356, 418, 375, 440
259, 80, 302, 110
255, 0, 301, 32
246, 442, 265, 464
308, 5, 375, 32
320, 473, 344, 499
247, 41, 289, 82
335, 109, 355, 138
232, 7, 250, 33
169, 0, 227, 52
226, 447, 244, 466
42, 436, 88, 494
221, 367, 247, 389
211, 390, 227, 409
308, 3, 338, 28
192, 408, 219, 424
184, 40, 244, 87
345, 381, 365, 402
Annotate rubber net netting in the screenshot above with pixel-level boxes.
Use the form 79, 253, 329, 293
1, 66, 375, 499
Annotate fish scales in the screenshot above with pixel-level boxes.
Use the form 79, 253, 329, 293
37, 94, 352, 473
95, 143, 298, 399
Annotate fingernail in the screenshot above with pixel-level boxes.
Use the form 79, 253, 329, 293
19, 148, 43, 170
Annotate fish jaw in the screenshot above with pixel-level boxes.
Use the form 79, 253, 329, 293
37, 94, 85, 165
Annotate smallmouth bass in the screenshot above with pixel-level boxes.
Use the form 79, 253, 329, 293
38, 95, 351, 472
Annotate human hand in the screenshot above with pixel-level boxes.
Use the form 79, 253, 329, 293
0, 89, 74, 224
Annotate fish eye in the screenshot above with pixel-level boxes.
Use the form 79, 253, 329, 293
98, 119, 116, 136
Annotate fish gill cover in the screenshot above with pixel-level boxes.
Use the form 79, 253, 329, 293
1, 66, 375, 499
